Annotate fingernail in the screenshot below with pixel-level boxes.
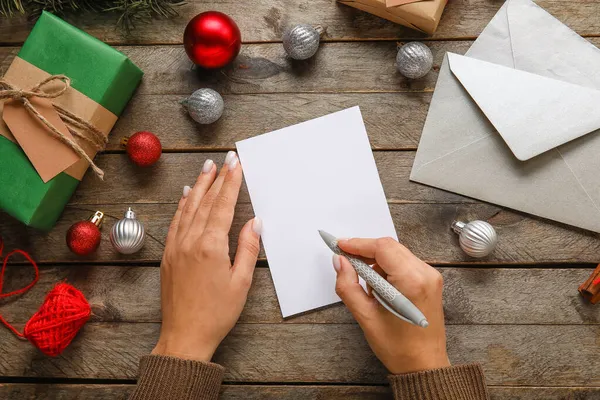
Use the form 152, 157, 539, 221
252, 217, 263, 236
225, 151, 236, 165
332, 254, 341, 272
225, 151, 238, 170
202, 159, 214, 174
183, 185, 191, 198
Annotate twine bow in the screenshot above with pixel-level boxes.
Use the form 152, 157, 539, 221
0, 75, 107, 179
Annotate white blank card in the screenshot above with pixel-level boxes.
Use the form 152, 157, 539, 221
236, 107, 397, 317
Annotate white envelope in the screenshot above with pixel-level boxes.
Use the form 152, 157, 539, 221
410, 0, 600, 233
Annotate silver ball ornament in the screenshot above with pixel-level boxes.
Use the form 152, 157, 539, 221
181, 88, 224, 125
283, 24, 322, 60
110, 207, 145, 255
396, 42, 433, 79
452, 220, 498, 258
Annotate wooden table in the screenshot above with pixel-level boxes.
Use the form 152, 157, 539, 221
0, 1, 599, 399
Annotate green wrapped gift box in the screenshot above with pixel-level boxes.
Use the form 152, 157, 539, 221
0, 12, 143, 231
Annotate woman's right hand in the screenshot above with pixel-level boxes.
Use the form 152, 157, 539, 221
333, 237, 450, 375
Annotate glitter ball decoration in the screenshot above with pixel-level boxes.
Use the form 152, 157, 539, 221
184, 11, 242, 69
110, 208, 146, 255
452, 220, 498, 258
23, 283, 91, 357
282, 24, 323, 60
396, 42, 433, 79
66, 211, 104, 256
181, 89, 224, 125
122, 131, 162, 167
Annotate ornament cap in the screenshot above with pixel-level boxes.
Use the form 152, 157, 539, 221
125, 207, 136, 219
88, 211, 104, 228
120, 137, 129, 147
451, 220, 466, 234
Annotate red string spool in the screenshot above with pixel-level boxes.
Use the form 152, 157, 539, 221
0, 238, 91, 357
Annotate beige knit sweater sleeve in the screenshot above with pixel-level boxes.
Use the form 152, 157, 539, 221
129, 355, 489, 400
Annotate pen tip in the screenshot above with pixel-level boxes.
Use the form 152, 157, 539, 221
318, 230, 334, 243
419, 320, 429, 328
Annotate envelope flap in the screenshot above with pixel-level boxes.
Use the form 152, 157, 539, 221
507, 0, 600, 89
448, 53, 600, 161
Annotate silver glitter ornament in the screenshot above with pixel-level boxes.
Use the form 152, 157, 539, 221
396, 42, 433, 79
452, 220, 498, 258
181, 88, 224, 125
283, 24, 323, 60
110, 207, 145, 255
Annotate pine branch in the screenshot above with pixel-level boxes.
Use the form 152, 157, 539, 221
0, 0, 187, 31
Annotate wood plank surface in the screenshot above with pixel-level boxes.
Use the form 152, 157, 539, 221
4, 41, 600, 148
0, 323, 597, 385
73, 152, 466, 205
108, 93, 431, 151
1, 0, 600, 44
0, 266, 597, 325
7, 38, 600, 98
2, 202, 600, 264
2, 384, 599, 400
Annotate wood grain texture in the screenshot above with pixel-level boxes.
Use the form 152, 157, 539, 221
0, 323, 598, 385
73, 152, 465, 204
2, 202, 600, 264
108, 93, 431, 151
1, 0, 600, 43
1, 384, 599, 400
0, 266, 597, 325
0, 41, 467, 95
0, 38, 593, 96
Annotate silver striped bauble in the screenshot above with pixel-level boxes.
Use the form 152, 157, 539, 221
283, 24, 322, 60
181, 88, 224, 125
110, 208, 145, 255
396, 42, 433, 79
451, 220, 498, 258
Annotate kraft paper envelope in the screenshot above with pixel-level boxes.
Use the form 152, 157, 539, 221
410, 0, 600, 233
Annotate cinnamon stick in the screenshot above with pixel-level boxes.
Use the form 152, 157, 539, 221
578, 264, 600, 304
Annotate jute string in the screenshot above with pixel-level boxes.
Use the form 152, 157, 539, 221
0, 75, 107, 179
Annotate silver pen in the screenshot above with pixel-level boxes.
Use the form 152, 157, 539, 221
319, 230, 428, 328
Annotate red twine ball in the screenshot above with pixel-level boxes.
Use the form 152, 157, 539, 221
66, 221, 101, 256
24, 283, 91, 357
184, 11, 242, 69
0, 239, 90, 357
125, 131, 162, 167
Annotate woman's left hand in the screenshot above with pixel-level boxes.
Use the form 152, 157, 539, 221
152, 151, 262, 362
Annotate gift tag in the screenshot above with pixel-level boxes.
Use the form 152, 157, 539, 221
3, 97, 80, 183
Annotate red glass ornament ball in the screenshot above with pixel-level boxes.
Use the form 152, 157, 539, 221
126, 131, 162, 167
66, 221, 101, 256
184, 11, 242, 69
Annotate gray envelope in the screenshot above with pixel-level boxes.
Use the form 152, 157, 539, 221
410, 0, 600, 233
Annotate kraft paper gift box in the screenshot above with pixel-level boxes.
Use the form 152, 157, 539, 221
0, 11, 143, 231
337, 0, 447, 35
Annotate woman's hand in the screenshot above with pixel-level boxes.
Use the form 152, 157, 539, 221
333, 237, 449, 374
152, 151, 262, 362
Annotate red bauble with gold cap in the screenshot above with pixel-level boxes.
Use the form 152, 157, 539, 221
122, 131, 162, 167
66, 211, 104, 256
183, 11, 241, 69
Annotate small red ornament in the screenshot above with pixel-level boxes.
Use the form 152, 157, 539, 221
183, 11, 242, 69
66, 211, 104, 256
122, 131, 162, 167
0, 239, 91, 357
